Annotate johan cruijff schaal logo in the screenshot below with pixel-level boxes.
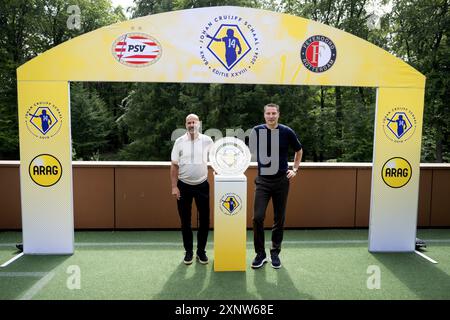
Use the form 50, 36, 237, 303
25, 102, 63, 139
383, 107, 417, 143
220, 193, 242, 215
199, 15, 260, 78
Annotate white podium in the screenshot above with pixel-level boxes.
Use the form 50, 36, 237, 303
214, 174, 247, 271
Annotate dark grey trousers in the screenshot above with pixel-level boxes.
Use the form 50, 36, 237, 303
253, 175, 290, 255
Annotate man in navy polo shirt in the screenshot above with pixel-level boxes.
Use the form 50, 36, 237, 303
250, 103, 303, 269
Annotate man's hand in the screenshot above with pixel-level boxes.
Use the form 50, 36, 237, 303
286, 169, 297, 180
172, 187, 180, 200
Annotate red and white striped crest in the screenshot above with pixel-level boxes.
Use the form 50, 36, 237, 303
112, 33, 162, 67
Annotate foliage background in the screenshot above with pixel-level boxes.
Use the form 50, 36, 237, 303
0, 0, 448, 162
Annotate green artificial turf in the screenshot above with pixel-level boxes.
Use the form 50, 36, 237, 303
0, 229, 449, 300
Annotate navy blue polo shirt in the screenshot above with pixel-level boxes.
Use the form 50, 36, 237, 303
251, 124, 302, 178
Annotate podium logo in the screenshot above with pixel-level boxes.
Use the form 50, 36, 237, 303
381, 157, 412, 188
29, 154, 62, 187
220, 193, 242, 215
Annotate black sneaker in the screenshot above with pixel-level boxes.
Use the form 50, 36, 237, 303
183, 251, 194, 265
16, 243, 23, 252
415, 238, 427, 250
270, 252, 282, 269
196, 251, 209, 264
251, 253, 267, 269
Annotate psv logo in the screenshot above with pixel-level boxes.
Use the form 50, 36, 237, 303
301, 35, 337, 73
112, 33, 162, 67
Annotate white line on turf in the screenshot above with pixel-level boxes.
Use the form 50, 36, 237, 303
0, 239, 449, 248
19, 272, 55, 300
0, 252, 24, 267
73, 239, 450, 246
414, 250, 438, 264
74, 240, 369, 246
76, 242, 181, 246
0, 272, 47, 277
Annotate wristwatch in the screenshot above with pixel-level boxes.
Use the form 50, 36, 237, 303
292, 167, 298, 173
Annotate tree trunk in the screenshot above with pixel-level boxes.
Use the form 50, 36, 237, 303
335, 86, 343, 158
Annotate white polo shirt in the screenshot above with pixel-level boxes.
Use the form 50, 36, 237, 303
171, 133, 213, 185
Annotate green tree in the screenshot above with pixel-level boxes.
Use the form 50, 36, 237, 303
0, 0, 125, 159
0, 0, 38, 158
117, 83, 188, 160
278, 0, 378, 161
388, 0, 449, 162
70, 83, 115, 160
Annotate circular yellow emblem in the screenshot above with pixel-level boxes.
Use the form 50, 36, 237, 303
29, 154, 62, 187
381, 157, 412, 188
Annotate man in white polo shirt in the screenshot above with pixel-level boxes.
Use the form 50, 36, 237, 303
170, 114, 213, 265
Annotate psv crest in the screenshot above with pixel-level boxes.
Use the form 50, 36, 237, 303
112, 33, 162, 67
301, 35, 337, 73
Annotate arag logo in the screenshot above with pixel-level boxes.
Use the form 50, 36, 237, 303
25, 102, 63, 139
381, 157, 412, 188
219, 193, 242, 216
301, 35, 337, 73
29, 154, 62, 187
112, 33, 162, 67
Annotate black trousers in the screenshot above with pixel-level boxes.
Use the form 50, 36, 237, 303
177, 180, 210, 253
253, 175, 290, 255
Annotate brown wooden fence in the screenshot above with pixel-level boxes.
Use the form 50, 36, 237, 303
1, 161, 449, 229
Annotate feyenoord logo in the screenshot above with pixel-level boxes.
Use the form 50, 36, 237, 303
301, 35, 337, 73
112, 33, 162, 67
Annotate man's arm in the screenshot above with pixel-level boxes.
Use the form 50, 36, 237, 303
287, 148, 303, 179
170, 161, 180, 200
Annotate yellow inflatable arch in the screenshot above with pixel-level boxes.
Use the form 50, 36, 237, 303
17, 6, 425, 254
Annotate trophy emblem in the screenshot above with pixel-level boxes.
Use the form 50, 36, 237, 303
210, 137, 251, 176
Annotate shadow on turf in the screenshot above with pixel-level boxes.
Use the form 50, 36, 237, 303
253, 266, 315, 300
152, 263, 193, 300
153, 260, 314, 300
154, 261, 258, 300
372, 253, 450, 299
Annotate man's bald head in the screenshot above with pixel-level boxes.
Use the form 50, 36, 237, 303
185, 114, 200, 137
186, 114, 199, 122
